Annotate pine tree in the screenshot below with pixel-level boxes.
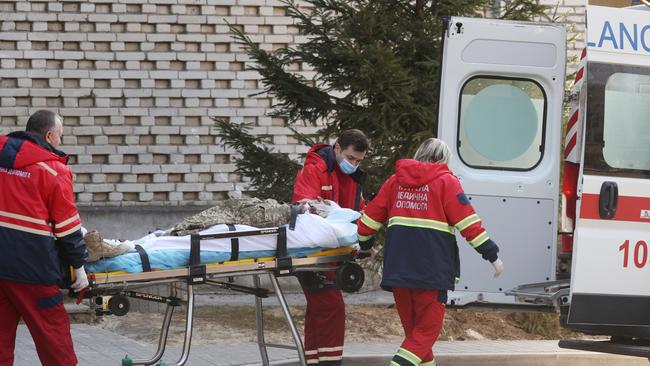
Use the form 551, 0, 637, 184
217, 0, 551, 200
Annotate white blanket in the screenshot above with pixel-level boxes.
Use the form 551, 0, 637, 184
117, 211, 360, 253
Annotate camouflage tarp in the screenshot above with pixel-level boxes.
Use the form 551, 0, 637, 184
170, 198, 292, 236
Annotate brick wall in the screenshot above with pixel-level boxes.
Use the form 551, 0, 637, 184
0, 0, 586, 207
540, 0, 587, 72
0, 0, 319, 207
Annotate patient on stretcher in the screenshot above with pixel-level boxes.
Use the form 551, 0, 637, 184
84, 201, 360, 274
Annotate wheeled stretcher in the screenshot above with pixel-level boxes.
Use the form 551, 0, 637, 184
81, 225, 365, 366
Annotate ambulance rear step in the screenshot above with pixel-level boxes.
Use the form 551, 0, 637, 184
559, 338, 650, 359
505, 279, 570, 308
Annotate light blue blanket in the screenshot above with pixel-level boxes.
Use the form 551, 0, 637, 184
86, 247, 333, 274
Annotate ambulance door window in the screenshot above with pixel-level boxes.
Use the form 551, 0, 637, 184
457, 76, 546, 171
584, 62, 650, 178
603, 73, 650, 171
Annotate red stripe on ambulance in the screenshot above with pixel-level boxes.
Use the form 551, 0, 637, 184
580, 193, 650, 222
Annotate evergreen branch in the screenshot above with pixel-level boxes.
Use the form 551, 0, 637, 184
229, 22, 358, 125
500, 0, 549, 20
213, 118, 301, 202
288, 126, 323, 147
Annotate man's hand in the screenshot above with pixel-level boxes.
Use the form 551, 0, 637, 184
71, 266, 89, 292
358, 236, 375, 259
310, 200, 337, 217
491, 258, 504, 278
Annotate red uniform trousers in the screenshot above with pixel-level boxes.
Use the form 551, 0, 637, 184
391, 288, 445, 366
0, 279, 77, 366
303, 286, 345, 365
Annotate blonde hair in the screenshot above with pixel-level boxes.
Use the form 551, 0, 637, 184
413, 138, 451, 164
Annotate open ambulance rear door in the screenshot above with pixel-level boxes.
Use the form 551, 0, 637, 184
436, 17, 566, 305
564, 4, 650, 340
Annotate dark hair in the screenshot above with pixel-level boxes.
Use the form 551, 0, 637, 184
26, 110, 60, 138
336, 129, 369, 152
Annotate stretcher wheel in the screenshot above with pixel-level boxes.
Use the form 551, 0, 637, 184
108, 295, 130, 316
336, 262, 365, 293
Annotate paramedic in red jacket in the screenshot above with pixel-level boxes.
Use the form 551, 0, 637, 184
0, 110, 89, 366
292, 129, 369, 366
357, 138, 504, 366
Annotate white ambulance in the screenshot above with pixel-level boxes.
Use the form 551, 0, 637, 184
436, 0, 650, 357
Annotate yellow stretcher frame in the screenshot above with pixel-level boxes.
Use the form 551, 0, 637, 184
89, 246, 355, 285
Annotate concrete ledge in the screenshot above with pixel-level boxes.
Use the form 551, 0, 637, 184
79, 205, 210, 238
65, 303, 96, 324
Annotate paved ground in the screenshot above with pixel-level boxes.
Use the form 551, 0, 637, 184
193, 290, 395, 307
13, 324, 648, 366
